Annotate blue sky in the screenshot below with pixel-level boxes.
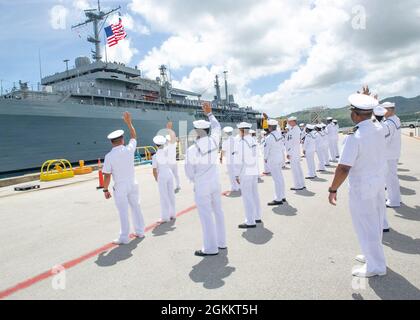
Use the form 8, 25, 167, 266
1, 0, 420, 115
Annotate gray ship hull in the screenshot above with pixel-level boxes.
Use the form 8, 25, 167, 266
0, 99, 244, 173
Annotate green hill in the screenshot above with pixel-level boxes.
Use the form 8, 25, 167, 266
283, 95, 420, 127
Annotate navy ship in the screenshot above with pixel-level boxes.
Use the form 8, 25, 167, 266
0, 2, 261, 174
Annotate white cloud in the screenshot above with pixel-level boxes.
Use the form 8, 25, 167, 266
102, 38, 138, 65
128, 0, 420, 115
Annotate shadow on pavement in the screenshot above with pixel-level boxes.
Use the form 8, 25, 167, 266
224, 191, 241, 198
382, 228, 420, 255
369, 268, 420, 300
152, 219, 176, 237
398, 168, 410, 173
272, 203, 297, 216
294, 189, 316, 197
94, 237, 144, 267
398, 175, 419, 182
312, 177, 327, 182
241, 223, 274, 245
319, 171, 334, 175
400, 186, 416, 196
393, 203, 420, 222
189, 250, 235, 289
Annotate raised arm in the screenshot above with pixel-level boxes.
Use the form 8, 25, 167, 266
123, 111, 137, 140
202, 102, 221, 142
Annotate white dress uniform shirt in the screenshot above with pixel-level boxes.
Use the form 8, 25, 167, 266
103, 138, 145, 241
384, 115, 402, 207
339, 119, 387, 274
234, 135, 261, 225
167, 143, 180, 190
314, 131, 326, 171
327, 123, 339, 160
303, 131, 317, 178
185, 114, 227, 254
153, 147, 176, 221
222, 135, 240, 192
285, 125, 306, 189
264, 130, 286, 201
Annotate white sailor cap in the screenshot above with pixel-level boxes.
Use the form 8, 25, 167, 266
306, 124, 315, 130
332, 119, 338, 123
299, 123, 305, 127
327, 117, 333, 121
267, 119, 278, 126
165, 134, 171, 141
348, 93, 379, 110
316, 124, 323, 129
237, 122, 252, 129
288, 116, 297, 121
321, 123, 327, 128
261, 131, 267, 136
107, 129, 124, 140
153, 135, 167, 146
193, 120, 211, 129
223, 126, 234, 133
249, 129, 256, 134
381, 101, 396, 109
374, 106, 387, 116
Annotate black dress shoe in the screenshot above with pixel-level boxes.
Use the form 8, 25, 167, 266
290, 187, 306, 191
238, 224, 257, 229
218, 247, 228, 250
268, 200, 283, 206
282, 198, 287, 202
305, 176, 316, 180
195, 250, 218, 257
256, 220, 262, 224
317, 170, 326, 172
383, 229, 390, 233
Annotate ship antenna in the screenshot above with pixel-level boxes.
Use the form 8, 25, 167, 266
71, 0, 121, 62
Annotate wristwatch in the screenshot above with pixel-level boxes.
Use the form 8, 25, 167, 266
103, 189, 109, 193
328, 188, 337, 193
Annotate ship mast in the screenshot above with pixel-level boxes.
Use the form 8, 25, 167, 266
71, 0, 121, 62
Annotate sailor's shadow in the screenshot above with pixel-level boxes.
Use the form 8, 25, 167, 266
241, 223, 274, 245
368, 268, 420, 300
95, 237, 144, 267
272, 203, 297, 216
319, 170, 334, 175
189, 250, 235, 290
398, 175, 419, 182
382, 228, 420, 255
398, 168, 410, 173
294, 189, 316, 197
393, 203, 420, 222
400, 186, 416, 196
152, 219, 176, 237
224, 191, 241, 198
312, 177, 328, 183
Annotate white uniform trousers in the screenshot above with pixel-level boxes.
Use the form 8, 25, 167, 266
158, 174, 176, 221
169, 164, 180, 189
269, 162, 286, 201
227, 163, 240, 191
322, 147, 330, 166
316, 150, 326, 171
290, 155, 305, 189
349, 185, 387, 274
195, 187, 227, 254
113, 183, 145, 241
305, 151, 316, 178
386, 159, 401, 207
328, 139, 336, 161
240, 175, 261, 225
332, 139, 339, 159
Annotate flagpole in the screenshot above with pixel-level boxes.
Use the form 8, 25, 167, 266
104, 32, 108, 63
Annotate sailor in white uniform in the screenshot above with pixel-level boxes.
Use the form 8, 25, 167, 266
302, 124, 317, 179
265, 119, 287, 205
285, 116, 306, 191
320, 124, 331, 167
221, 126, 240, 193
102, 112, 145, 245
332, 119, 340, 159
234, 122, 262, 228
326, 117, 338, 161
185, 102, 227, 257
260, 131, 271, 175
152, 135, 176, 224
383, 102, 402, 209
314, 124, 326, 172
373, 105, 390, 232
329, 93, 387, 278
165, 122, 181, 193
299, 123, 306, 141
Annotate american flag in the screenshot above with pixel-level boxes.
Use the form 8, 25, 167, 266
104, 18, 127, 47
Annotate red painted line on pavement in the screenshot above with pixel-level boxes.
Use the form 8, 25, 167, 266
0, 201, 202, 300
